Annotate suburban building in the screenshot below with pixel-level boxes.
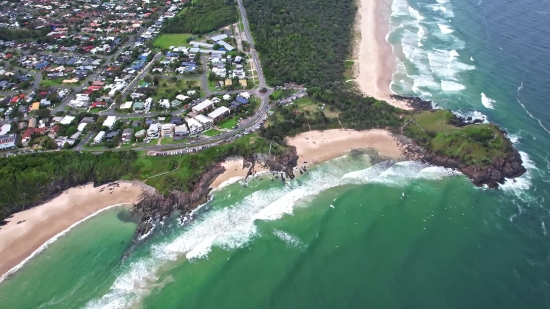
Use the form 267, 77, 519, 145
103, 116, 117, 129
122, 128, 134, 143
174, 125, 189, 137
0, 134, 17, 150
93, 131, 106, 144
195, 114, 213, 129
161, 124, 175, 137
147, 123, 160, 138
192, 99, 215, 113
186, 118, 203, 134
208, 106, 230, 121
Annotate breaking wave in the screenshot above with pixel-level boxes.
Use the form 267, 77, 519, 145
83, 158, 461, 309
481, 92, 496, 109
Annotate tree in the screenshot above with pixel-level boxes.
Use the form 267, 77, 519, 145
154, 76, 160, 86
144, 75, 152, 83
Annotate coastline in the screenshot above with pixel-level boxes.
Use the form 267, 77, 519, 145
355, 0, 413, 110
286, 129, 404, 165
211, 158, 269, 189
0, 182, 143, 280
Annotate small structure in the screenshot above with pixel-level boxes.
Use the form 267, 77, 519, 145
161, 124, 175, 137
192, 99, 215, 113
174, 125, 189, 137
195, 114, 214, 129
208, 106, 230, 121
147, 124, 160, 138
120, 101, 133, 110
0, 134, 17, 150
103, 116, 118, 129
122, 128, 134, 143
93, 131, 106, 144
186, 118, 203, 134
59, 116, 75, 125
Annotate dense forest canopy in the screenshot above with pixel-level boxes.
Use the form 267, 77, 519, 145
245, 0, 403, 139
243, 0, 356, 88
162, 0, 237, 35
0, 151, 137, 221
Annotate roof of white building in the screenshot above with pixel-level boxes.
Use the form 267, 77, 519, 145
208, 106, 230, 119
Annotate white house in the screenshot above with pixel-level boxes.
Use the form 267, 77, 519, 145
195, 114, 214, 129
186, 118, 203, 134
147, 124, 160, 138
93, 131, 106, 143
103, 116, 117, 129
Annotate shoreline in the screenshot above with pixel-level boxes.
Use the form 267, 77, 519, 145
286, 129, 404, 166
355, 0, 413, 110
0, 182, 143, 280
211, 158, 270, 189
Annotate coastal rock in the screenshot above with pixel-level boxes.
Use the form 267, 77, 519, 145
391, 95, 434, 111
420, 146, 526, 188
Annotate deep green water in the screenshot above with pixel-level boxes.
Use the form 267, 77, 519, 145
2, 0, 550, 308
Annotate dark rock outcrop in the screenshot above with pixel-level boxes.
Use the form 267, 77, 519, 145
132, 165, 225, 236
132, 147, 300, 236
391, 95, 434, 111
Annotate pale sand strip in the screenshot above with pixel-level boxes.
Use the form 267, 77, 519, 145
356, 0, 412, 110
211, 158, 269, 189
287, 129, 403, 165
0, 182, 142, 278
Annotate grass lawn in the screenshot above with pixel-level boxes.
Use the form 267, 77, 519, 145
207, 79, 221, 92
154, 33, 194, 49
89, 107, 106, 113
40, 77, 65, 87
126, 134, 287, 194
153, 79, 200, 100
404, 110, 510, 166
218, 117, 238, 129
160, 138, 190, 145
269, 89, 296, 101
202, 129, 223, 137
292, 97, 340, 118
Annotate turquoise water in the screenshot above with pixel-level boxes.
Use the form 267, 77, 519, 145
2, 0, 550, 308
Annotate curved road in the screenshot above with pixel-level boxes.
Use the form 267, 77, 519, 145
93, 0, 272, 154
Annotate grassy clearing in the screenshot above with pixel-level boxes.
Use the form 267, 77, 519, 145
126, 134, 287, 194
218, 117, 238, 129
202, 129, 223, 136
40, 77, 65, 87
404, 110, 512, 166
154, 79, 200, 100
269, 89, 296, 101
160, 138, 190, 145
154, 33, 194, 49
291, 97, 340, 118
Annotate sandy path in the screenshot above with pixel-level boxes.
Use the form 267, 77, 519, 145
0, 182, 142, 279
355, 0, 412, 110
286, 129, 403, 165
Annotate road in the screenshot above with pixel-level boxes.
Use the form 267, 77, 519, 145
4, 2, 273, 155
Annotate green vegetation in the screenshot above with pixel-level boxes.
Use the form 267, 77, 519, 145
219, 117, 238, 129
269, 89, 296, 101
153, 33, 194, 49
126, 134, 286, 194
202, 129, 223, 136
40, 77, 65, 87
162, 0, 237, 34
246, 0, 403, 140
344, 60, 354, 80
244, 0, 355, 87
0, 151, 137, 221
403, 110, 512, 166
160, 138, 190, 145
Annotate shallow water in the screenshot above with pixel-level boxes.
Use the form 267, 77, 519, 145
2, 0, 550, 308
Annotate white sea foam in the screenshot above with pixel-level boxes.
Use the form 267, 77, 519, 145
438, 23, 454, 34
481, 92, 495, 109
0, 204, 127, 284
85, 159, 464, 308
501, 151, 535, 195
215, 176, 245, 190
441, 80, 466, 92
273, 229, 304, 248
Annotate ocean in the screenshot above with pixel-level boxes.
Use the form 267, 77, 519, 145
2, 0, 550, 308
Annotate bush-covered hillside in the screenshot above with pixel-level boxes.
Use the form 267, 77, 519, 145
162, 0, 237, 35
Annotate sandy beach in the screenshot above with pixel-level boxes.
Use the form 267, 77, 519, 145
0, 182, 143, 279
287, 129, 403, 165
355, 0, 412, 110
211, 158, 269, 189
